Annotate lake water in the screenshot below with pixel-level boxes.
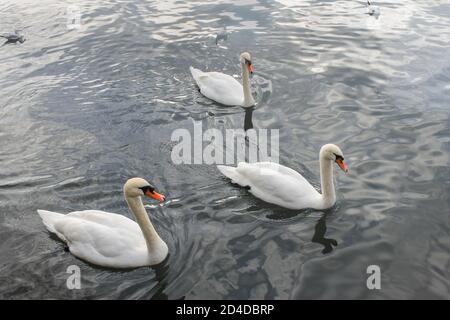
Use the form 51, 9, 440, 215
0, 0, 449, 299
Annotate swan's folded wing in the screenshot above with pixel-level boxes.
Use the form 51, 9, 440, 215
53, 214, 146, 266
67, 210, 138, 229
236, 162, 312, 186
236, 162, 320, 209
195, 72, 244, 106
62, 210, 144, 254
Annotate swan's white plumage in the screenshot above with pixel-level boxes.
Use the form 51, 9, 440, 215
190, 66, 245, 106
38, 209, 167, 268
218, 162, 322, 210
217, 144, 347, 210
37, 178, 168, 269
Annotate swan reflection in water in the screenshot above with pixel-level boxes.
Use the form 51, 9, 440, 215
215, 26, 228, 45
243, 106, 255, 131
148, 256, 171, 300
242, 106, 257, 159
263, 202, 338, 254
311, 212, 338, 254
269, 210, 338, 254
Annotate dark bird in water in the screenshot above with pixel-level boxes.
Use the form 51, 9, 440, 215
215, 26, 228, 45
1, 33, 26, 45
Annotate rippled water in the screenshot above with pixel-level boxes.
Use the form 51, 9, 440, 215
0, 0, 449, 299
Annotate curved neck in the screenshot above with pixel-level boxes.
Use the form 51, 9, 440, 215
125, 196, 162, 251
241, 63, 255, 107
319, 156, 336, 207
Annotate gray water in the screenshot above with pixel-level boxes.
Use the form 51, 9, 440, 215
0, 0, 449, 299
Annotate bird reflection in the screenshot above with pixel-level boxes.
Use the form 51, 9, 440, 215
215, 26, 228, 45
243, 106, 254, 131
1, 32, 25, 46
149, 254, 185, 300
311, 212, 338, 254
148, 255, 171, 300
243, 106, 258, 161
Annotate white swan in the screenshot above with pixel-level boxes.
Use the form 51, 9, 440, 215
37, 178, 168, 268
367, 1, 380, 16
190, 52, 255, 107
217, 144, 348, 210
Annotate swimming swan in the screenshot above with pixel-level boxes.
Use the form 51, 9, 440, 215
217, 144, 348, 210
37, 178, 168, 268
190, 52, 255, 107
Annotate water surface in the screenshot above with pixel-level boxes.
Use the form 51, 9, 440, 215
0, 0, 449, 299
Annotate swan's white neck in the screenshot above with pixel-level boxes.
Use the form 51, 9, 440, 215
125, 196, 163, 252
241, 63, 255, 107
319, 155, 336, 208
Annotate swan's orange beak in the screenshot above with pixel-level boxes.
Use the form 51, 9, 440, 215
145, 190, 166, 202
335, 159, 348, 173
246, 63, 253, 75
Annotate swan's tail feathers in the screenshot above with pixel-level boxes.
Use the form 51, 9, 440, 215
37, 210, 64, 234
217, 165, 248, 186
189, 66, 203, 81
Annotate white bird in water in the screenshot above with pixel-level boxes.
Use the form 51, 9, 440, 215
37, 178, 169, 268
366, 1, 380, 17
190, 52, 256, 107
217, 144, 348, 210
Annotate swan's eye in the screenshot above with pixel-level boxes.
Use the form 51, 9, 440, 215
140, 185, 155, 194
333, 153, 344, 161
